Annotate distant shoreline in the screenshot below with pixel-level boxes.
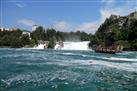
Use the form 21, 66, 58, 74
0, 46, 137, 52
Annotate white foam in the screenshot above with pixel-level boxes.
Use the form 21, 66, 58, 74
3, 70, 80, 87
45, 58, 137, 72
90, 60, 137, 72
54, 44, 62, 50
62, 53, 74, 55
33, 44, 45, 49
101, 57, 137, 62
86, 55, 137, 62
55, 41, 91, 50
61, 52, 87, 57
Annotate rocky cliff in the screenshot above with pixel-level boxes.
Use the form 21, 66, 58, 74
89, 11, 137, 50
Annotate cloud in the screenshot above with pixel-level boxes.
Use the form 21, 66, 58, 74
53, 21, 71, 32
75, 22, 99, 33
16, 1, 136, 34
18, 19, 35, 26
100, 0, 136, 23
47, 1, 136, 34
16, 3, 24, 8
15, 0, 137, 34
102, 0, 115, 5
51, 21, 99, 33
10, 0, 26, 8
53, 1, 136, 34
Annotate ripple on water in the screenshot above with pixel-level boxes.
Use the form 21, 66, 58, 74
0, 49, 137, 91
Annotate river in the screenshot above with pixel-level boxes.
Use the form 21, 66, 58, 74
0, 48, 137, 91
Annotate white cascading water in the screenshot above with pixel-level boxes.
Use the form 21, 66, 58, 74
55, 41, 90, 50
32, 41, 90, 50
34, 44, 45, 49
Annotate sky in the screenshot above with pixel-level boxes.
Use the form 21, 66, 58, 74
0, 0, 137, 33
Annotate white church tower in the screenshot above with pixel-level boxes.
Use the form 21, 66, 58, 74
32, 25, 39, 31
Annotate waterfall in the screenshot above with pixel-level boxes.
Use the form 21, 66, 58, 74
55, 41, 90, 50
34, 44, 45, 49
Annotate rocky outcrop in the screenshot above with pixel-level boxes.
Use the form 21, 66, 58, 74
90, 11, 137, 50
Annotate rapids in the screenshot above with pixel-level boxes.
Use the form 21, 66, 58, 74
0, 49, 137, 91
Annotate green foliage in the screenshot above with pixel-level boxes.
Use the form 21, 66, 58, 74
45, 28, 57, 40
0, 26, 90, 48
128, 20, 137, 41
131, 39, 137, 50
56, 31, 64, 41
47, 37, 56, 49
30, 27, 90, 49
80, 32, 90, 41
31, 26, 46, 42
10, 37, 22, 48
0, 30, 22, 47
89, 12, 137, 50
29, 39, 36, 47
21, 34, 31, 45
114, 40, 130, 50
0, 29, 32, 48
89, 35, 100, 45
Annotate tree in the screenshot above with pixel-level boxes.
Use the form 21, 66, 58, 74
131, 39, 137, 50
31, 26, 46, 42
10, 37, 22, 48
80, 32, 89, 41
47, 37, 56, 49
21, 34, 31, 46
89, 35, 100, 45
45, 28, 56, 40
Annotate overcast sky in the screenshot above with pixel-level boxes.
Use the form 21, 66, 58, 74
0, 0, 137, 33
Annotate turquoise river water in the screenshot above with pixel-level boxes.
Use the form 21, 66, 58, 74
0, 48, 137, 91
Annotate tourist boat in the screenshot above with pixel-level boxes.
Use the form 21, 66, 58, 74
95, 48, 122, 54
94, 45, 123, 54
